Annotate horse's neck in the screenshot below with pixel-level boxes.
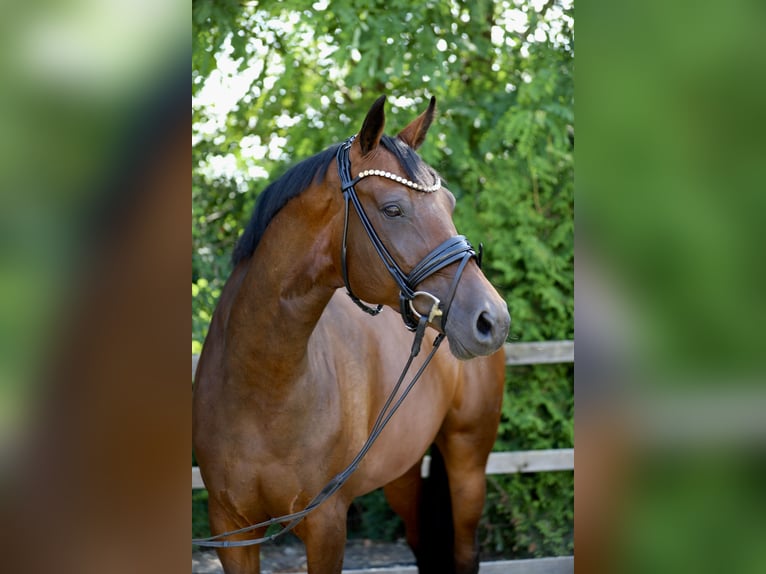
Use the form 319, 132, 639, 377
224, 189, 342, 387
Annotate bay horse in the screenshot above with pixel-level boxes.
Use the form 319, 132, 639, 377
192, 95, 510, 574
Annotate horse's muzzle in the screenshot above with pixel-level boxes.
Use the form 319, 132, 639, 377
445, 291, 510, 360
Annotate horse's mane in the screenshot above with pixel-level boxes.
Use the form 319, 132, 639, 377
231, 134, 439, 265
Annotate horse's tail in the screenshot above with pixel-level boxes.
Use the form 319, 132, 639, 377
416, 443, 456, 574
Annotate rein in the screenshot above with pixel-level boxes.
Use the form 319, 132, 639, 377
192, 135, 480, 548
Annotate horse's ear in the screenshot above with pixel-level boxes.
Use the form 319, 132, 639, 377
359, 95, 387, 155
397, 96, 436, 150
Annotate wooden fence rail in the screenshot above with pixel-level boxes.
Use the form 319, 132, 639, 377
192, 449, 573, 490
192, 340, 574, 573
502, 340, 574, 365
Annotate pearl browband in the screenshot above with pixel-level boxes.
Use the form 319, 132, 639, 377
354, 169, 442, 193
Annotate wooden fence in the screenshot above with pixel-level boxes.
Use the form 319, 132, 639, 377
192, 340, 574, 573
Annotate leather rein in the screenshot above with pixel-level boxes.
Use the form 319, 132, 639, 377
192, 135, 480, 548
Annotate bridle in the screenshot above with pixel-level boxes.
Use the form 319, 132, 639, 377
337, 135, 481, 332
192, 135, 482, 548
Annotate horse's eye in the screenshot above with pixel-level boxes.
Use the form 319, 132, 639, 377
382, 204, 403, 218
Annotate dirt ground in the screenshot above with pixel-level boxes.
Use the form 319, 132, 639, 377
192, 538, 416, 573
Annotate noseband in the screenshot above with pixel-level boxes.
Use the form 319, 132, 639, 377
337, 135, 481, 331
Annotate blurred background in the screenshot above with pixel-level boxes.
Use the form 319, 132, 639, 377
577, 0, 766, 571
0, 0, 186, 454
191, 0, 574, 561
0, 0, 189, 572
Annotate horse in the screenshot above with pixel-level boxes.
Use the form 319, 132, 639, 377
192, 95, 511, 574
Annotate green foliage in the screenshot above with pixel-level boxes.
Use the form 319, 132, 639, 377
347, 490, 405, 541
482, 471, 574, 558
192, 0, 573, 559
499, 364, 574, 452
483, 363, 574, 556
192, 489, 211, 544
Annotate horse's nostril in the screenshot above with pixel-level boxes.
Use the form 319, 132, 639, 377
476, 311, 493, 337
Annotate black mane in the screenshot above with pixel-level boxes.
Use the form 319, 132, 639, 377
231, 134, 439, 266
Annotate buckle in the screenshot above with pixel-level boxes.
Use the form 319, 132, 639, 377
408, 291, 443, 324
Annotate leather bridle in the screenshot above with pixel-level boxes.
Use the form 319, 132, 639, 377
337, 135, 481, 332
192, 135, 484, 548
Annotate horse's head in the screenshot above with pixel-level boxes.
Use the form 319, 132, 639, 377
337, 95, 510, 359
